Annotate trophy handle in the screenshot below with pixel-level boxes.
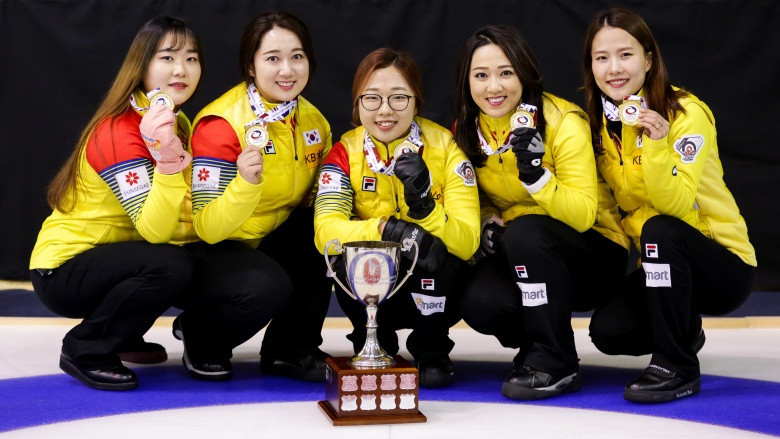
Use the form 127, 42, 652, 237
324, 239, 358, 301
386, 238, 419, 300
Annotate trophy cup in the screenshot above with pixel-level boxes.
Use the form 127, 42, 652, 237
317, 239, 427, 426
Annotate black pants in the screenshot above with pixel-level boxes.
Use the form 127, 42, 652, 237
175, 240, 293, 361
31, 241, 192, 362
257, 207, 333, 360
461, 215, 628, 376
590, 215, 754, 378
334, 252, 467, 362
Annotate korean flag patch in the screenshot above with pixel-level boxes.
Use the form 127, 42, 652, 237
304, 129, 322, 146
673, 135, 704, 163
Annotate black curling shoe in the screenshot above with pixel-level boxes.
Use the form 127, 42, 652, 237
501, 365, 580, 400
260, 349, 329, 382
173, 316, 233, 381
415, 357, 455, 388
59, 353, 138, 390
117, 338, 168, 364
624, 365, 700, 403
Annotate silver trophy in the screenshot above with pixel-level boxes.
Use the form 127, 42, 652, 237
324, 239, 418, 368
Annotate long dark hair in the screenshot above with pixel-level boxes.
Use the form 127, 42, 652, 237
47, 16, 202, 212
582, 8, 687, 135
452, 25, 546, 167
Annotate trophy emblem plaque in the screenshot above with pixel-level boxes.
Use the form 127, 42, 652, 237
318, 239, 427, 426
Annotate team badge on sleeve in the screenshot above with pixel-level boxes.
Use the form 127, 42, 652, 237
192, 165, 220, 191
454, 160, 476, 186
317, 171, 341, 194
304, 129, 322, 146
116, 165, 151, 200
674, 135, 704, 163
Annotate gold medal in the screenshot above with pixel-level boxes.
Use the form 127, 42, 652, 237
245, 124, 269, 148
619, 99, 642, 126
393, 141, 418, 159
510, 109, 535, 129
150, 92, 175, 110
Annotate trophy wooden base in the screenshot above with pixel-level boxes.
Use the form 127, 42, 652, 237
318, 356, 427, 426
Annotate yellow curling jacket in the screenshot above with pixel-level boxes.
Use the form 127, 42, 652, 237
30, 98, 195, 270
595, 89, 755, 266
476, 93, 628, 249
313, 117, 480, 261
190, 82, 331, 247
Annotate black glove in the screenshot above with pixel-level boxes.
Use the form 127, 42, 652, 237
510, 127, 545, 185
393, 152, 435, 219
382, 217, 447, 273
480, 222, 505, 256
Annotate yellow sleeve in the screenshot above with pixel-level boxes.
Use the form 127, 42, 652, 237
133, 169, 188, 244
643, 102, 713, 218
193, 175, 264, 244
313, 143, 384, 254
527, 112, 597, 232
414, 139, 480, 260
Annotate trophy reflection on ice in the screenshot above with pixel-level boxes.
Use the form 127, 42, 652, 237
319, 239, 427, 425
324, 239, 417, 367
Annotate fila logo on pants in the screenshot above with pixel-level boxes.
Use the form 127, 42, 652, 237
643, 262, 672, 287
411, 293, 446, 316
517, 282, 548, 307
645, 243, 659, 258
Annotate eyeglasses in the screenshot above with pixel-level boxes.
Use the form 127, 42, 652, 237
358, 94, 414, 111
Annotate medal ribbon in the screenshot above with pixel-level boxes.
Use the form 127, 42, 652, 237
475, 118, 513, 156
601, 95, 621, 122
245, 83, 298, 129
363, 121, 424, 175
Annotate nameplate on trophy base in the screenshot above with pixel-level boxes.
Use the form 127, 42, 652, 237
318, 356, 427, 426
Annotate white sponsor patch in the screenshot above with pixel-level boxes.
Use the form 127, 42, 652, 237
517, 282, 548, 307
645, 243, 659, 258
316, 171, 341, 194
674, 135, 704, 163
264, 140, 276, 155
643, 262, 672, 287
303, 129, 321, 146
192, 165, 220, 191
454, 160, 476, 186
411, 293, 445, 316
116, 165, 151, 200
